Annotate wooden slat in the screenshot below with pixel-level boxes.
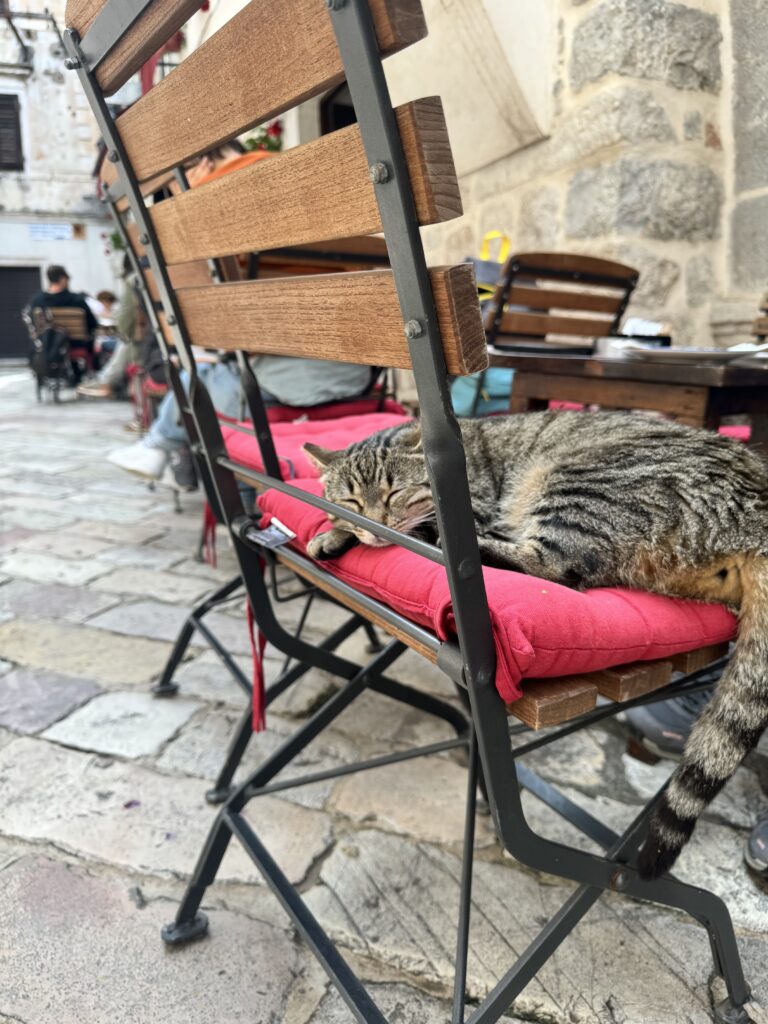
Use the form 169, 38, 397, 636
670, 642, 729, 674
151, 99, 460, 265
508, 286, 624, 316
511, 252, 639, 282
48, 307, 89, 340
499, 311, 615, 339
116, 0, 427, 181
590, 659, 673, 702
276, 552, 439, 663
175, 264, 487, 376
507, 678, 598, 730
66, 0, 201, 95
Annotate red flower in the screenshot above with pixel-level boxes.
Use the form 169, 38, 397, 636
266, 120, 283, 138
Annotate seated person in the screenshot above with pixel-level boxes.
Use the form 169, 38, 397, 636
108, 352, 375, 490
77, 260, 142, 400
28, 264, 98, 345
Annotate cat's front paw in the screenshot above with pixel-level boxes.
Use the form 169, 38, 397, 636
307, 528, 359, 561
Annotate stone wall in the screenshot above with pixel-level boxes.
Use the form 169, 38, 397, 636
419, 0, 761, 348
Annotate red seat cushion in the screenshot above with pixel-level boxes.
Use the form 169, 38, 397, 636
221, 411, 409, 480
257, 479, 737, 705
265, 396, 405, 423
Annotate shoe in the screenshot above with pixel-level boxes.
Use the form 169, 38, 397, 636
123, 420, 144, 433
168, 448, 198, 491
108, 441, 166, 480
744, 813, 768, 877
624, 685, 716, 760
77, 381, 112, 399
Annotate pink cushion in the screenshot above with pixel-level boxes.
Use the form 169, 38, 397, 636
222, 411, 409, 480
265, 396, 405, 423
257, 479, 737, 704
718, 424, 751, 443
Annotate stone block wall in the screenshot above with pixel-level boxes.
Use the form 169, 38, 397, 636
422, 0, 762, 348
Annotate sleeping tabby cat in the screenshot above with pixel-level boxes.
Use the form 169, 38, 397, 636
303, 410, 768, 881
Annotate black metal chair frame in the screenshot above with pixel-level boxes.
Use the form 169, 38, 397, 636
66, 3, 752, 1021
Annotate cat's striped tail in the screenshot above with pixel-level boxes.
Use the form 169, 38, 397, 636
638, 555, 768, 880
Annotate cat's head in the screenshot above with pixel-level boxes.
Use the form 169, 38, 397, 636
302, 427, 434, 546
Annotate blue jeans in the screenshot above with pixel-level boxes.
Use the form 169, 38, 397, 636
146, 362, 244, 453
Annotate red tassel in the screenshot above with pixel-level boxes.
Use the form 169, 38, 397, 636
202, 501, 218, 567
246, 600, 267, 732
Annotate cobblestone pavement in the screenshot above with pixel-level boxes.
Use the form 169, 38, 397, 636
0, 369, 767, 1024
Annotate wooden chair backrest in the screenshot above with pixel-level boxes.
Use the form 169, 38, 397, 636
485, 252, 639, 351
69, 0, 486, 378
47, 306, 90, 342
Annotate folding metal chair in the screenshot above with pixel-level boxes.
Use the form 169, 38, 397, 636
65, 1, 752, 1020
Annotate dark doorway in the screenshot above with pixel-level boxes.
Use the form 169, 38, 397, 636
0, 266, 41, 359
320, 83, 356, 135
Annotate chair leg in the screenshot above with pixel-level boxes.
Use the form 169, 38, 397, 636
164, 641, 406, 944
152, 575, 244, 697
161, 811, 233, 946
205, 705, 253, 805
363, 620, 383, 653
452, 727, 478, 1024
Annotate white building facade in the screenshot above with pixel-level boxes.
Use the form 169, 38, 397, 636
0, 0, 118, 359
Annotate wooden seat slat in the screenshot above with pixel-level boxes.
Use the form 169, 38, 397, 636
66, 0, 200, 95
115, 0, 427, 182
150, 99, 459, 265
670, 642, 729, 674
175, 265, 487, 375
507, 678, 599, 730
590, 660, 673, 702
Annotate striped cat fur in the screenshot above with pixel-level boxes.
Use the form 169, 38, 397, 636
303, 410, 768, 880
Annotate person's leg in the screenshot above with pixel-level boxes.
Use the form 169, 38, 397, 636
77, 340, 131, 398
107, 371, 188, 479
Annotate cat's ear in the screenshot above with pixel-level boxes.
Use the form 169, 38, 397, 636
303, 442, 341, 470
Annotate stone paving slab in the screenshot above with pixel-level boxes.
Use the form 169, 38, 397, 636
0, 505, 79, 531
0, 550, 110, 586
0, 737, 332, 884
305, 829, 719, 1023
89, 566, 215, 604
0, 619, 174, 686
61, 521, 164, 545
330, 752, 497, 848
44, 691, 201, 758
12, 530, 113, 560
156, 706, 361, 810
87, 599, 254, 654
0, 856, 298, 1024
0, 668, 101, 734
94, 545, 185, 570
0, 578, 119, 623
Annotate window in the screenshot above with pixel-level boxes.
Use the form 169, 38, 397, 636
0, 94, 23, 171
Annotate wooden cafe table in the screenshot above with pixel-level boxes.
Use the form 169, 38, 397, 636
487, 349, 768, 455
